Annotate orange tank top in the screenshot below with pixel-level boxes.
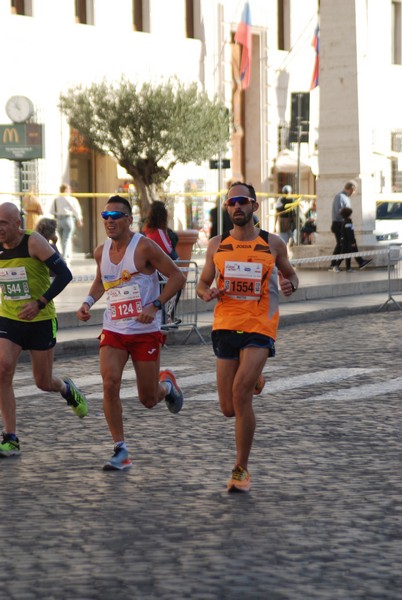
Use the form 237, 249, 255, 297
212, 230, 280, 339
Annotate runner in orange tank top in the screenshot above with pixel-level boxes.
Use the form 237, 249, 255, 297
197, 181, 299, 492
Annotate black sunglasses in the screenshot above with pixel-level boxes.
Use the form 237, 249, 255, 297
225, 196, 256, 207
101, 211, 130, 220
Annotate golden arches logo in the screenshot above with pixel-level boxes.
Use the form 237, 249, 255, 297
2, 128, 19, 144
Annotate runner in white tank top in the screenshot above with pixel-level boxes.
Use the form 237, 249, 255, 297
77, 196, 186, 471
101, 233, 161, 335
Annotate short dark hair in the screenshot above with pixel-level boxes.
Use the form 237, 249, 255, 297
106, 195, 132, 214
340, 207, 352, 218
227, 181, 257, 201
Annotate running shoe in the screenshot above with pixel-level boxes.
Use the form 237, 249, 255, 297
0, 433, 21, 458
62, 377, 88, 418
159, 369, 183, 414
227, 465, 252, 492
103, 444, 132, 471
254, 373, 266, 395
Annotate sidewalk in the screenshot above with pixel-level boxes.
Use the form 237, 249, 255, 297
51, 253, 402, 356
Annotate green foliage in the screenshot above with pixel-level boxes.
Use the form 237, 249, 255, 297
59, 77, 230, 213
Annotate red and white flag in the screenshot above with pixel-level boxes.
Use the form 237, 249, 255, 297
310, 23, 320, 90
235, 2, 252, 90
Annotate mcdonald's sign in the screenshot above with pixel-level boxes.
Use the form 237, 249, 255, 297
2, 127, 19, 144
0, 123, 44, 160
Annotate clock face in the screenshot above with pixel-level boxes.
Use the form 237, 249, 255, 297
5, 96, 34, 123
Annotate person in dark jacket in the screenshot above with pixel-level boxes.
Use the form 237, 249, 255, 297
337, 207, 372, 272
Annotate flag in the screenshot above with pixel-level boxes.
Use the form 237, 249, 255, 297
235, 2, 252, 90
310, 23, 320, 90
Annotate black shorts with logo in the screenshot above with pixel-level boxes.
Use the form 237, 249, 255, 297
211, 329, 276, 360
0, 316, 58, 351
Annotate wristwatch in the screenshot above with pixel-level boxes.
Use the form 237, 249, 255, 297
36, 299, 46, 309
152, 299, 162, 310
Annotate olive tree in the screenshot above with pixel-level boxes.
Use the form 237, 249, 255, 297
59, 77, 230, 217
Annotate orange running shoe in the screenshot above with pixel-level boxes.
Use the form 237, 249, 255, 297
253, 373, 265, 395
227, 465, 252, 492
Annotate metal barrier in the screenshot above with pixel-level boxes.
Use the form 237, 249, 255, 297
377, 246, 402, 311
290, 247, 402, 312
159, 260, 206, 344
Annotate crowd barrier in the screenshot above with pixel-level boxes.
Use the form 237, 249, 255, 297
158, 260, 207, 344
290, 246, 402, 312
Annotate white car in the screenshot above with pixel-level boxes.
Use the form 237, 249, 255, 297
374, 201, 402, 244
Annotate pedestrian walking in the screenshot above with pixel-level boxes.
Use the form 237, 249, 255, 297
0, 202, 88, 458
329, 180, 356, 271
337, 207, 372, 271
76, 195, 186, 471
197, 181, 299, 492
50, 183, 83, 266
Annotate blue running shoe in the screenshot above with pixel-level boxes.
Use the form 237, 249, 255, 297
103, 444, 132, 471
159, 369, 183, 414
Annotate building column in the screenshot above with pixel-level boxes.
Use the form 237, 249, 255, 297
316, 0, 376, 250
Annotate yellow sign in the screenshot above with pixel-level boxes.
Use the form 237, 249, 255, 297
2, 127, 19, 144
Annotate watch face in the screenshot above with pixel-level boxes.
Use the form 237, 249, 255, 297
5, 96, 34, 123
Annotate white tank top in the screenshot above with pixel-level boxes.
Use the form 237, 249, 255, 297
101, 233, 161, 334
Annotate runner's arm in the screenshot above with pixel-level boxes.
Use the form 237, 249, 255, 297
77, 245, 105, 322
196, 237, 221, 302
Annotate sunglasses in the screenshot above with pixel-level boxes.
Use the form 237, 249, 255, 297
225, 196, 256, 207
101, 211, 130, 220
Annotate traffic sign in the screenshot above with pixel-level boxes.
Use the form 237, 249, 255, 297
209, 158, 230, 169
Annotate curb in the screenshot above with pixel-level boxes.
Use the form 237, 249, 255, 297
29, 297, 396, 363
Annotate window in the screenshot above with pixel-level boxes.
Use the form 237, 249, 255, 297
14, 161, 38, 198
133, 0, 143, 31
185, 0, 194, 39
11, 0, 32, 16
392, 0, 402, 64
75, 0, 94, 25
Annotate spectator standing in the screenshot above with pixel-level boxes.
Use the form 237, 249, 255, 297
0, 202, 88, 458
329, 180, 356, 271
50, 184, 83, 266
142, 201, 178, 260
275, 185, 296, 244
36, 218, 61, 277
142, 201, 181, 323
23, 188, 43, 231
301, 200, 317, 245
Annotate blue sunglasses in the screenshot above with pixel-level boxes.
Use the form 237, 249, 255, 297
225, 196, 256, 207
101, 211, 130, 220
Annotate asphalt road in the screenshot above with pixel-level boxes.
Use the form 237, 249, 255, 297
1, 311, 402, 599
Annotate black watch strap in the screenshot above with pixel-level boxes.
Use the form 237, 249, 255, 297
152, 299, 162, 310
36, 299, 46, 310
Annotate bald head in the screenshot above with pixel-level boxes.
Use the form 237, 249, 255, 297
0, 202, 23, 247
0, 202, 21, 222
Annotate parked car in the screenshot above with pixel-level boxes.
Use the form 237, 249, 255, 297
374, 201, 402, 244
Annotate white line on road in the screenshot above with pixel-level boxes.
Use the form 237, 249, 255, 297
13, 367, 384, 401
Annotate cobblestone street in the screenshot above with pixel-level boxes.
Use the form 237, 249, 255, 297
1, 312, 402, 599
